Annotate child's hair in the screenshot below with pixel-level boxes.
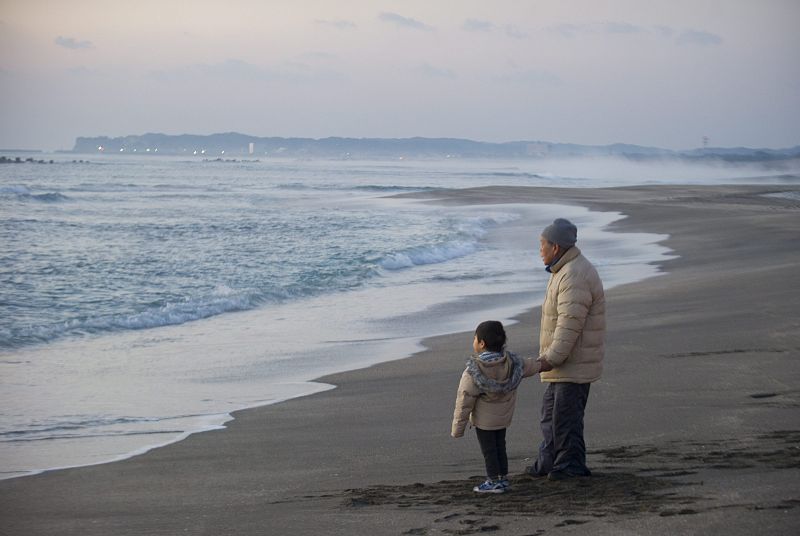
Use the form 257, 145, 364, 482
475, 320, 506, 352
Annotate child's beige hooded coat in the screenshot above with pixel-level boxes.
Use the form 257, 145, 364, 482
451, 352, 541, 437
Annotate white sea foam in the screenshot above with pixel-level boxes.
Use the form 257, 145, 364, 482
763, 191, 800, 201
379, 241, 478, 270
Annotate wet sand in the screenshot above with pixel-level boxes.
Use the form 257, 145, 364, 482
2, 184, 799, 535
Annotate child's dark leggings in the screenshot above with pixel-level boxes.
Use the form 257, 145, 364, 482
476, 427, 508, 479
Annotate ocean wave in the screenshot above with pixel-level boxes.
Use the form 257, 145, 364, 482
1, 430, 185, 443
29, 193, 70, 202
456, 214, 519, 233
763, 191, 800, 201
0, 203, 521, 349
276, 182, 435, 193
0, 186, 31, 195
0, 286, 278, 349
378, 214, 519, 271
275, 182, 310, 190
67, 182, 141, 192
353, 185, 438, 192
0, 414, 201, 443
379, 241, 478, 270
0, 186, 70, 203
0, 416, 162, 438
456, 171, 552, 180
429, 271, 512, 282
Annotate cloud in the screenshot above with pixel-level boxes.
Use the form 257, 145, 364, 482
497, 69, 561, 85
653, 25, 675, 38
55, 35, 94, 50
415, 63, 457, 80
315, 19, 356, 30
549, 22, 721, 47
193, 59, 262, 79
551, 23, 582, 38
463, 19, 494, 32
601, 22, 645, 34
66, 66, 105, 77
147, 59, 261, 82
503, 25, 528, 39
676, 29, 722, 46
299, 51, 338, 61
378, 12, 433, 31
551, 22, 645, 38
148, 59, 344, 84
462, 19, 527, 39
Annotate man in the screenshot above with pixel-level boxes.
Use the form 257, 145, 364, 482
529, 218, 605, 481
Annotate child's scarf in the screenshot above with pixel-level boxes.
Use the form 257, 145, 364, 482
466, 350, 524, 394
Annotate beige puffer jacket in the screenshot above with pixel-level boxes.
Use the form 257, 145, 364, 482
539, 246, 605, 384
451, 353, 540, 437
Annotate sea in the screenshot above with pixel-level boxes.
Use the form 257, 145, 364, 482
1, 153, 797, 479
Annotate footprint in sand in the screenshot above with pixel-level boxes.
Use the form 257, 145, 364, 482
554, 519, 590, 527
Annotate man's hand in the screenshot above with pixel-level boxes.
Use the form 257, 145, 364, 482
537, 357, 553, 372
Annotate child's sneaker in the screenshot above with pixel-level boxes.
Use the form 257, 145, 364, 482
473, 479, 506, 494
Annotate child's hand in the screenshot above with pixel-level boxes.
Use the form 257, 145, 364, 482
538, 357, 554, 372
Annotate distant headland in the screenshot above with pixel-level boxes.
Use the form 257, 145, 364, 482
71, 132, 800, 163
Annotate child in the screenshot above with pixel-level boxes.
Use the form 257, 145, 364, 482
451, 320, 543, 493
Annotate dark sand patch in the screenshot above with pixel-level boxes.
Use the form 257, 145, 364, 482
342, 431, 800, 533
345, 471, 699, 517
597, 430, 800, 471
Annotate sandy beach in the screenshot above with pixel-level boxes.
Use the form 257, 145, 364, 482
2, 183, 799, 535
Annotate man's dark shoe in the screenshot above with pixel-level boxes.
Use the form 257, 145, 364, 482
548, 469, 591, 481
547, 470, 572, 481
524, 464, 546, 477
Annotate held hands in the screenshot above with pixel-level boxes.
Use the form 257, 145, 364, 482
537, 356, 554, 373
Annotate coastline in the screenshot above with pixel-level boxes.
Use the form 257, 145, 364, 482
1, 184, 799, 535
0, 198, 671, 480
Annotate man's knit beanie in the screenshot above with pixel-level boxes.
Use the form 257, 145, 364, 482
542, 218, 577, 248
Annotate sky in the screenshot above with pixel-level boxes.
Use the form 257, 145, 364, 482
1, 0, 798, 151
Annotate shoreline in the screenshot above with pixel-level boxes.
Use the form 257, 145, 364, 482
1, 199, 671, 481
1, 184, 799, 535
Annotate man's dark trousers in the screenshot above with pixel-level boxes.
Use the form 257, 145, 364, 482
532, 382, 592, 477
